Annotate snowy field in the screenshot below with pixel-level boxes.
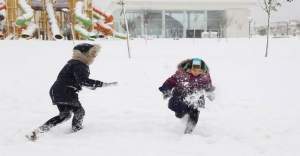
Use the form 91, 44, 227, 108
0, 38, 299, 156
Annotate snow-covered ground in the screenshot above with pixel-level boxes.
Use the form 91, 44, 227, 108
0, 38, 299, 156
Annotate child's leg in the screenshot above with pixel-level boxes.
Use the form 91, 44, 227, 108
188, 108, 199, 125
169, 100, 189, 118
39, 105, 72, 132
184, 108, 200, 134
71, 104, 85, 132
26, 105, 73, 141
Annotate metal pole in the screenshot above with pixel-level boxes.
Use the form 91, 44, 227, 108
119, 0, 131, 59
265, 12, 270, 57
248, 17, 252, 40
249, 21, 251, 39
62, 8, 75, 45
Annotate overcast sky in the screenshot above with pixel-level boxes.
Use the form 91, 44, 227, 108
94, 0, 300, 26
251, 0, 300, 26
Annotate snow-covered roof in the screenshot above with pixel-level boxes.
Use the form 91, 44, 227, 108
110, 0, 256, 3
106, 0, 256, 11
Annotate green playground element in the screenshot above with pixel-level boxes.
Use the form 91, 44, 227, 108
93, 12, 102, 20
74, 25, 97, 41
16, 16, 32, 27
113, 32, 128, 40
75, 14, 92, 28
16, 0, 33, 27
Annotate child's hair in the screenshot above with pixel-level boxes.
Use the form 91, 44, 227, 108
177, 58, 209, 73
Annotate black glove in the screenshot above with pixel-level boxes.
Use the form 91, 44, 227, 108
89, 81, 118, 90
162, 90, 172, 100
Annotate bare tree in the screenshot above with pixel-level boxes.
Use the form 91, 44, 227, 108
260, 0, 293, 57
218, 15, 233, 38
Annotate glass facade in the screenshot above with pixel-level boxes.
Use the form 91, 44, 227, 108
126, 11, 143, 37
113, 9, 225, 38
186, 11, 206, 38
165, 11, 185, 38
143, 10, 162, 37
207, 10, 226, 37
187, 11, 206, 30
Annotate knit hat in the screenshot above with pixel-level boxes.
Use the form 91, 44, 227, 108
73, 43, 100, 54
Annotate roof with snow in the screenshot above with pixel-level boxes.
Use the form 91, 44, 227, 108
110, 0, 256, 3
107, 0, 256, 11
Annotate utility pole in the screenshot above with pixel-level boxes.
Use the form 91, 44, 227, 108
248, 17, 253, 39
118, 0, 131, 59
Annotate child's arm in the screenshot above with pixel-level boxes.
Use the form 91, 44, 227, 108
203, 73, 214, 91
203, 73, 215, 101
159, 74, 177, 98
73, 65, 104, 89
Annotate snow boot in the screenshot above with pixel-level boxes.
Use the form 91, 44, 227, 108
25, 125, 49, 141
184, 109, 199, 134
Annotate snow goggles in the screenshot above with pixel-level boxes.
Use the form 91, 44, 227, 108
191, 58, 202, 69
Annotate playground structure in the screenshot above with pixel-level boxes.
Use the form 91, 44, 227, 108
0, 0, 126, 40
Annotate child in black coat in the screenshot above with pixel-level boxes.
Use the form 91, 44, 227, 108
27, 43, 117, 141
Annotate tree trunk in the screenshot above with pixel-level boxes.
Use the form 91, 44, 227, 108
265, 12, 271, 57
121, 0, 131, 59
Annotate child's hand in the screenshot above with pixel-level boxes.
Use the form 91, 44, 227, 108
102, 81, 118, 87
162, 91, 172, 100
206, 92, 215, 101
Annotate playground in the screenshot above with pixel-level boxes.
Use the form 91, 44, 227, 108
0, 0, 126, 40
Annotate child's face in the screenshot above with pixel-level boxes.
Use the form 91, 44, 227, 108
190, 67, 204, 76
85, 48, 99, 65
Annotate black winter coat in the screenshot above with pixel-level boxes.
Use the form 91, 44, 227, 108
50, 59, 103, 106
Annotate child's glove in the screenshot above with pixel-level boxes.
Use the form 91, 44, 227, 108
206, 92, 215, 101
162, 90, 172, 100
102, 82, 118, 87
187, 96, 205, 109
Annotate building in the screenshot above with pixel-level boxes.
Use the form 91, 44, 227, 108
270, 21, 289, 37
288, 20, 300, 36
107, 0, 256, 38
269, 20, 300, 37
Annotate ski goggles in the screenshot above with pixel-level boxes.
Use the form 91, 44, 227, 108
191, 58, 202, 69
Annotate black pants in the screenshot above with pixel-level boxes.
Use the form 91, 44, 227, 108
40, 104, 85, 132
169, 100, 200, 125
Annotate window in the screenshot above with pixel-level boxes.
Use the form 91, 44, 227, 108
187, 11, 206, 30
143, 10, 162, 37
126, 11, 143, 37
165, 11, 185, 38
207, 10, 225, 35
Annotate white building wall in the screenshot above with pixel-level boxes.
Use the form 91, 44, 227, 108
108, 1, 254, 38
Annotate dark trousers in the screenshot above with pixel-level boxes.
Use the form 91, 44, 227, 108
40, 104, 85, 132
168, 100, 200, 125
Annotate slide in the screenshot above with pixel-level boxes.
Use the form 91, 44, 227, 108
93, 6, 127, 39
74, 24, 97, 40
45, 1, 63, 40
16, 0, 33, 27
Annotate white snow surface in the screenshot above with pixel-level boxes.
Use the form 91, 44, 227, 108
0, 38, 300, 156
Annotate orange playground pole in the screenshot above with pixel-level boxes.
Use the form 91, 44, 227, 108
92, 7, 113, 24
